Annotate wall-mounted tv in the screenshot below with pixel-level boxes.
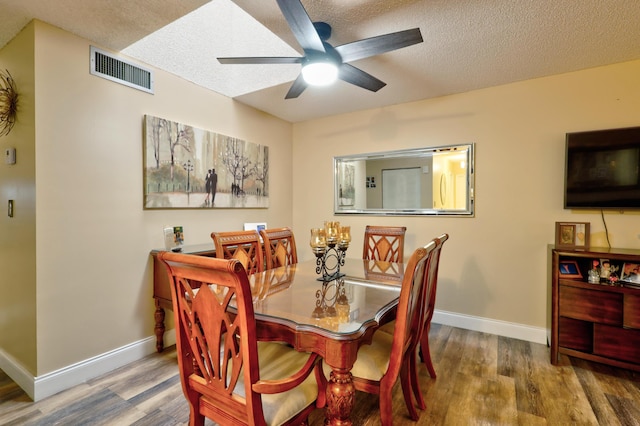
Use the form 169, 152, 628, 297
564, 126, 640, 209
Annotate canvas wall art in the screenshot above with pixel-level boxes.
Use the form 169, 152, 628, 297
143, 115, 269, 209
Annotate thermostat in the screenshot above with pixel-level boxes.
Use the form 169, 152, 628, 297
4, 147, 16, 165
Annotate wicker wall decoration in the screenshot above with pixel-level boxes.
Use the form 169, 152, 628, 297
0, 69, 18, 137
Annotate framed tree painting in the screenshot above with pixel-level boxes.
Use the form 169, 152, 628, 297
143, 115, 269, 209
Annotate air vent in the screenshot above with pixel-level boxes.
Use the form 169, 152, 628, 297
90, 46, 154, 94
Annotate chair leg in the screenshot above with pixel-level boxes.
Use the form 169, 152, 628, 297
189, 408, 205, 426
400, 358, 420, 420
186, 387, 204, 426
404, 350, 424, 411
379, 385, 395, 426
420, 332, 437, 378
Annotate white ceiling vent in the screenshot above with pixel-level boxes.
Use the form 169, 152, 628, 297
90, 46, 154, 94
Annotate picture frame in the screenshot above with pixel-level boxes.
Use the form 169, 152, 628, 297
555, 222, 590, 249
621, 263, 640, 284
558, 260, 583, 279
143, 114, 269, 210
244, 222, 267, 233
163, 225, 184, 251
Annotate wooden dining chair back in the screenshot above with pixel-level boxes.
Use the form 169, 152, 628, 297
260, 227, 298, 270
211, 230, 264, 274
346, 241, 437, 425
158, 252, 325, 426
420, 233, 448, 374
363, 225, 407, 263
404, 233, 449, 415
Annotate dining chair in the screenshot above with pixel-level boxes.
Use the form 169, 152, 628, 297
363, 225, 407, 263
336, 240, 437, 425
407, 233, 449, 414
158, 252, 326, 426
211, 230, 264, 274
375, 234, 448, 418
260, 227, 298, 270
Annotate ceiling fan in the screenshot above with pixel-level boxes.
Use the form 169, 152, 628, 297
217, 0, 423, 99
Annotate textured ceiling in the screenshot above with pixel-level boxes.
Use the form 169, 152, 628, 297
2, 0, 640, 122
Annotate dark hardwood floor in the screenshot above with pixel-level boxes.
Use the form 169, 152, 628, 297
2, 324, 640, 425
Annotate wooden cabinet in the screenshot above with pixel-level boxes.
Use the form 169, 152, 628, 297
551, 246, 640, 371
151, 244, 216, 352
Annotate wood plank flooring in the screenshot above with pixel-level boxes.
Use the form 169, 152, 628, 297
2, 324, 640, 425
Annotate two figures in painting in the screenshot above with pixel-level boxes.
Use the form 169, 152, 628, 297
144, 115, 269, 209
204, 168, 217, 206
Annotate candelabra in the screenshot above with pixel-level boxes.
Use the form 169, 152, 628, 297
310, 221, 351, 282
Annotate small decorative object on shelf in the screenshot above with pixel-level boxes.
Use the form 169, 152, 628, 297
309, 221, 351, 282
599, 259, 611, 280
164, 225, 184, 252
589, 258, 621, 285
608, 264, 620, 284
588, 259, 600, 283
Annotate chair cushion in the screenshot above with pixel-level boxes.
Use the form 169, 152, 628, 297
323, 331, 393, 382
378, 320, 395, 335
235, 341, 319, 425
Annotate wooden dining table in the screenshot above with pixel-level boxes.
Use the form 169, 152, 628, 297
151, 248, 405, 425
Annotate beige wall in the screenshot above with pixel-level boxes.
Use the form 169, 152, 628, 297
0, 23, 37, 374
292, 60, 640, 330
1, 20, 293, 376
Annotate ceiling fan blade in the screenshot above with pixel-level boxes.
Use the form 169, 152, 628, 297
218, 57, 302, 64
335, 28, 423, 63
276, 0, 325, 53
285, 73, 308, 99
339, 63, 386, 92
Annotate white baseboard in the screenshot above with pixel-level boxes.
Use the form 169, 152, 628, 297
432, 309, 548, 345
0, 330, 176, 402
1, 312, 545, 402
0, 348, 36, 400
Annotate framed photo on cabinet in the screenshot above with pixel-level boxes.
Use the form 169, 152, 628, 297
555, 222, 590, 249
621, 263, 640, 284
558, 260, 582, 279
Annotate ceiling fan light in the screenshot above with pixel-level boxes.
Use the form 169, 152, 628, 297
301, 61, 338, 86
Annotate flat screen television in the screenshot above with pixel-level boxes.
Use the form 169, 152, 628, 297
564, 126, 640, 209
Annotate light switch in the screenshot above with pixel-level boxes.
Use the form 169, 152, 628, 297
8, 200, 13, 217
5, 147, 16, 165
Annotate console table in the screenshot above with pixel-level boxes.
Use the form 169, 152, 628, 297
550, 246, 640, 371
151, 244, 216, 352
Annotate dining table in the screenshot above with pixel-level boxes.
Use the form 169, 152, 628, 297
151, 248, 405, 425
247, 257, 405, 425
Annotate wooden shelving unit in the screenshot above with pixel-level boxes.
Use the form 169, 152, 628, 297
551, 246, 640, 371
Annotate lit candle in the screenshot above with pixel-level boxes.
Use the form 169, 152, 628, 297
325, 221, 339, 244
339, 226, 351, 245
310, 228, 327, 254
